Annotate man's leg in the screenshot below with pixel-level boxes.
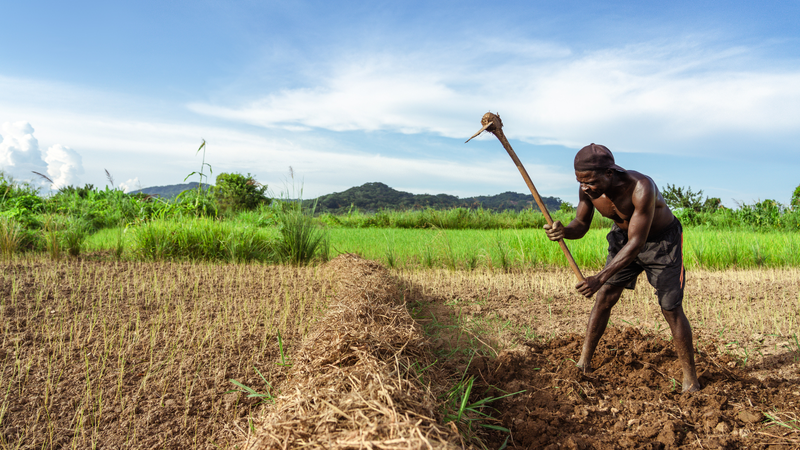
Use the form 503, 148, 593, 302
577, 283, 626, 373
661, 305, 701, 392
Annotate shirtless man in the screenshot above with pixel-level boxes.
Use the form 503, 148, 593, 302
544, 144, 701, 392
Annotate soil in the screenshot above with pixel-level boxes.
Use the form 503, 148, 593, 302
3, 256, 799, 449
471, 327, 800, 449
400, 267, 800, 449
1, 258, 333, 449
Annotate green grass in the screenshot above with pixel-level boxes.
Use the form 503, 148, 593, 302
78, 217, 800, 271
325, 227, 800, 271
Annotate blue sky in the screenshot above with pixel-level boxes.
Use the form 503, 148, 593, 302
1, 0, 799, 207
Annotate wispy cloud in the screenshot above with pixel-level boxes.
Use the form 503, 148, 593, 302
190, 38, 800, 156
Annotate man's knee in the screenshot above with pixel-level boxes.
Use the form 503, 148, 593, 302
661, 304, 686, 319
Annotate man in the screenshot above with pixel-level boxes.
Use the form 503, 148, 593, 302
544, 143, 700, 392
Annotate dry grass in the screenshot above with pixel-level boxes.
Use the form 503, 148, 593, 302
242, 254, 460, 449
4, 252, 800, 448
0, 256, 333, 448
396, 266, 800, 365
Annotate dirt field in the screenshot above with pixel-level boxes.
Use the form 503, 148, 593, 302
1, 258, 334, 448
2, 255, 799, 449
400, 266, 800, 449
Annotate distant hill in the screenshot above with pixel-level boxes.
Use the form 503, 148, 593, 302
130, 181, 564, 212
306, 182, 564, 213
130, 182, 210, 199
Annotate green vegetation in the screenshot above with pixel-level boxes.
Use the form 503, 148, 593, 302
1, 169, 798, 270
318, 205, 613, 230
307, 181, 564, 213
212, 172, 271, 213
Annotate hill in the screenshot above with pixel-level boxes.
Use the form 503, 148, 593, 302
306, 182, 564, 213
130, 181, 564, 212
130, 182, 210, 198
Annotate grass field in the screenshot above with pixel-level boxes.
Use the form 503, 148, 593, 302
6, 215, 800, 448
1, 258, 333, 448
76, 219, 800, 271
326, 226, 800, 271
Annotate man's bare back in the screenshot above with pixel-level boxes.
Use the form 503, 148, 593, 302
582, 169, 675, 236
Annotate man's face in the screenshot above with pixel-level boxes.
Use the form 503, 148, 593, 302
575, 170, 611, 199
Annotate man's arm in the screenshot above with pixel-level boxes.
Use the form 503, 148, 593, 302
544, 189, 594, 240
576, 178, 656, 297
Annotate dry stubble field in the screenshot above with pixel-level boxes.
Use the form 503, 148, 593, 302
2, 254, 800, 449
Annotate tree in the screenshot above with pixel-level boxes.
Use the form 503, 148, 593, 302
662, 184, 719, 212
792, 184, 800, 210
212, 172, 270, 213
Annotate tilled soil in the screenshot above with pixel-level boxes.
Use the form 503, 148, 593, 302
400, 267, 800, 449
468, 327, 800, 449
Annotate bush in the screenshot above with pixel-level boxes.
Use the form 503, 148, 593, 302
132, 218, 274, 262
275, 205, 328, 265
0, 171, 40, 206
212, 172, 270, 213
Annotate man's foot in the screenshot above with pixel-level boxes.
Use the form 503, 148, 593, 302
682, 380, 701, 393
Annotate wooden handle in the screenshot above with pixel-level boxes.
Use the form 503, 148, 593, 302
492, 129, 585, 282
468, 112, 585, 282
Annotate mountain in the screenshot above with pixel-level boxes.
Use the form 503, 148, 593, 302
130, 181, 565, 212
130, 182, 210, 198
306, 182, 564, 213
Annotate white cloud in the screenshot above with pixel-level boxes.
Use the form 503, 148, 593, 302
0, 121, 85, 189
189, 40, 800, 156
118, 177, 140, 193
45, 144, 84, 188
0, 121, 48, 185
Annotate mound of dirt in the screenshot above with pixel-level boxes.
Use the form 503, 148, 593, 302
470, 327, 800, 449
242, 254, 461, 449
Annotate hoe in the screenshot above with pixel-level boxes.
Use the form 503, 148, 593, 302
466, 112, 585, 282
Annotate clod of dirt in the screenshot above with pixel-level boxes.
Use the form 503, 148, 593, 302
469, 327, 799, 449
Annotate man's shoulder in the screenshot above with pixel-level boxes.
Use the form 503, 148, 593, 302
627, 171, 657, 192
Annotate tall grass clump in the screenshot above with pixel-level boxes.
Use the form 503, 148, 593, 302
275, 202, 329, 266
132, 217, 275, 262
0, 216, 24, 257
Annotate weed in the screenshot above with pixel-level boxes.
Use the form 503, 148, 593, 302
764, 409, 800, 431
227, 366, 275, 405
63, 219, 88, 257
277, 331, 291, 368
182, 139, 215, 216
492, 238, 511, 271
441, 352, 525, 448
275, 203, 328, 266
0, 216, 23, 257
384, 234, 397, 268
421, 242, 435, 268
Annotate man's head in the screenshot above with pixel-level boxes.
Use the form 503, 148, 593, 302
574, 144, 626, 199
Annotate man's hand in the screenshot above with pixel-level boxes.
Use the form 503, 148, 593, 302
575, 275, 604, 298
543, 220, 565, 241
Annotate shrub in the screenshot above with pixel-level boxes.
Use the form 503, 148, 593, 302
275, 206, 328, 265
212, 172, 270, 213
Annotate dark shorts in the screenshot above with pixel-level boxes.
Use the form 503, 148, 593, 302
605, 218, 686, 310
